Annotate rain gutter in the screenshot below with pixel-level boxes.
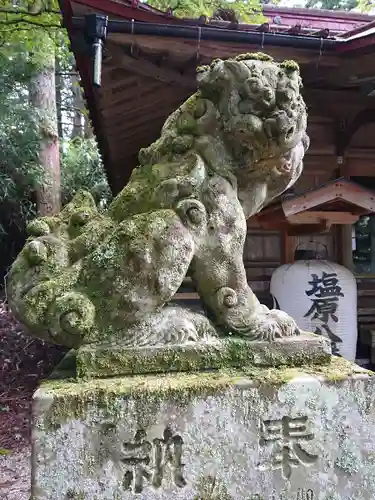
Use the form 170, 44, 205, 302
72, 15, 375, 86
71, 15, 341, 51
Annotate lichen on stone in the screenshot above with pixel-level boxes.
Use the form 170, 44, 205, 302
36, 356, 373, 429
65, 489, 85, 500
31, 358, 375, 499
75, 335, 331, 379
194, 475, 232, 499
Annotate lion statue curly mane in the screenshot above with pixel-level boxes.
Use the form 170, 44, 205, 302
7, 53, 309, 353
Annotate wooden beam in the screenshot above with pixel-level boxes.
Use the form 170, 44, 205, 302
287, 211, 360, 225
108, 33, 343, 67
106, 42, 197, 89
106, 96, 190, 143
102, 90, 187, 126
100, 72, 138, 93
98, 88, 161, 110
255, 210, 360, 230
286, 221, 332, 236
347, 148, 375, 159
339, 225, 355, 271
106, 111, 173, 145
282, 232, 296, 264
98, 81, 163, 108
107, 133, 160, 155
254, 216, 334, 235
107, 101, 180, 129
110, 137, 162, 159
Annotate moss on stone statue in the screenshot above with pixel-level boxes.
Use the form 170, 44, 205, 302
280, 59, 300, 72
27, 218, 51, 237
75, 336, 331, 379
107, 164, 160, 220
36, 356, 373, 430
234, 52, 273, 62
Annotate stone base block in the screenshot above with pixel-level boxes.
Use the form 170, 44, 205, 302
31, 358, 375, 500
75, 333, 331, 378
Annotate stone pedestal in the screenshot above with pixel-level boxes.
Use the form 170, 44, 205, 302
31, 357, 375, 500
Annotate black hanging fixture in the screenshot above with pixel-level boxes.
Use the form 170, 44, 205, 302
84, 14, 108, 88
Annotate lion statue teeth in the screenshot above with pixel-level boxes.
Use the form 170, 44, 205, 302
7, 53, 309, 348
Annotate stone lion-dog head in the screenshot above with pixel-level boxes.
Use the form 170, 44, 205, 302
138, 53, 309, 217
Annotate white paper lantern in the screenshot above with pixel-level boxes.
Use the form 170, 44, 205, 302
270, 258, 358, 360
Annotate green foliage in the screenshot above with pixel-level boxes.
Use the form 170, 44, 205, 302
145, 0, 264, 22
357, 0, 374, 12
304, 0, 372, 12
0, 0, 61, 44
61, 138, 112, 209
304, 0, 355, 10
0, 46, 42, 279
0, 48, 42, 235
0, 2, 111, 282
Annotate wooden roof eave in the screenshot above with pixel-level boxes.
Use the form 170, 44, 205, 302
254, 178, 375, 235
283, 178, 375, 216
60, 0, 375, 195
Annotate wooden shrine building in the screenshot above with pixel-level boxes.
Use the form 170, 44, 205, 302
60, 0, 375, 365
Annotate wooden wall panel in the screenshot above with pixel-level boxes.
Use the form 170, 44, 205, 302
244, 230, 281, 264
306, 120, 335, 152
244, 230, 282, 305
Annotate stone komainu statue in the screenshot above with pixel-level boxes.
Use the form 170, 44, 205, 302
8, 53, 309, 349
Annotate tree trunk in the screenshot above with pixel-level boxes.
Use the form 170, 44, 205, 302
71, 71, 84, 139
55, 55, 63, 139
30, 35, 60, 216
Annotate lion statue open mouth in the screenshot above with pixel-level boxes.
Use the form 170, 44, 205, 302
8, 53, 309, 349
